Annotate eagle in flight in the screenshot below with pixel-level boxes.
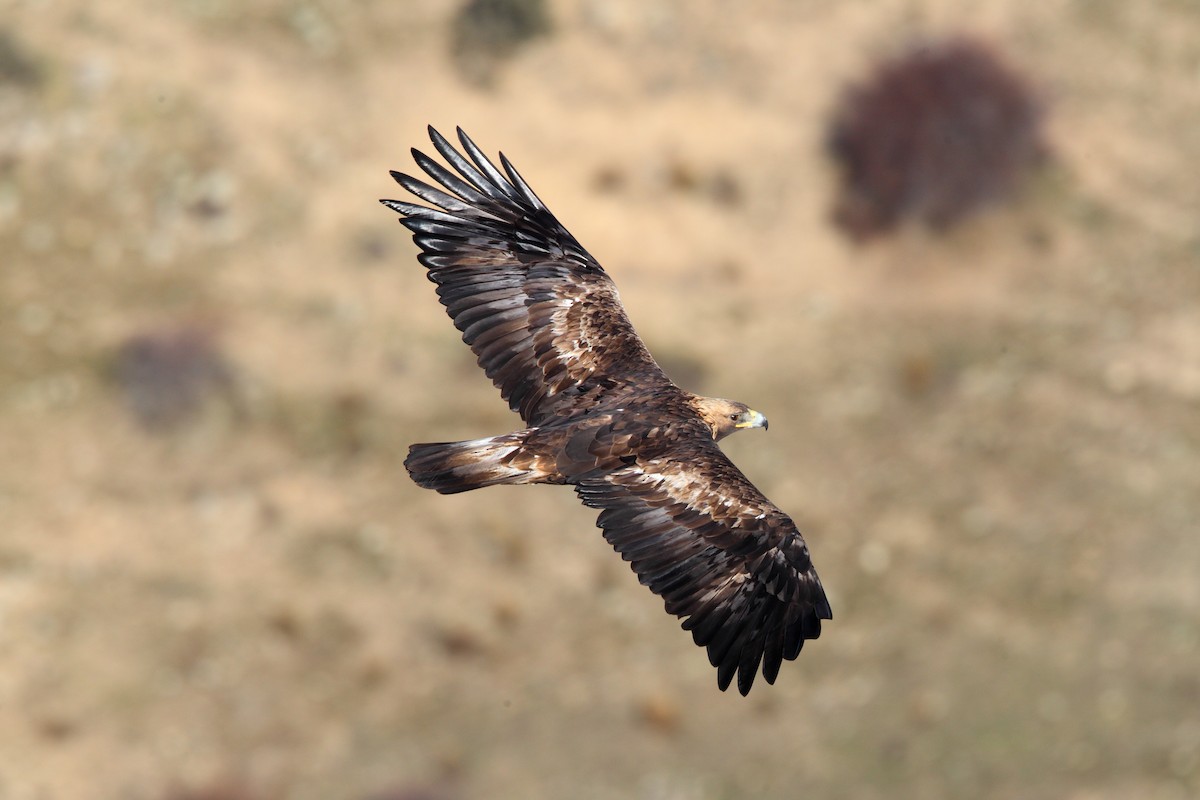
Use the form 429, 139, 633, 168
382, 127, 831, 695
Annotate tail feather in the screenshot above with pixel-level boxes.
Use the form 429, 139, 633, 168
406, 432, 547, 494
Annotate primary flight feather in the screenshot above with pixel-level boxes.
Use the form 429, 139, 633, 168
382, 126, 831, 695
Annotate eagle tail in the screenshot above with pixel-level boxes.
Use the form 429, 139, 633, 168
405, 432, 548, 494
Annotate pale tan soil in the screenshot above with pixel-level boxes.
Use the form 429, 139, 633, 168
1, 1, 1198, 798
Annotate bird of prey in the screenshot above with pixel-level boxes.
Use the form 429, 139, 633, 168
381, 126, 831, 695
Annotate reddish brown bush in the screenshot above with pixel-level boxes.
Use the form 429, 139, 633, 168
828, 37, 1047, 240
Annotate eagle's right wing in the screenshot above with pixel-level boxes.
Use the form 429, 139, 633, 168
381, 126, 670, 426
574, 439, 832, 696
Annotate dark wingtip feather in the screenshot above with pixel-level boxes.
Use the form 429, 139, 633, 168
818, 591, 834, 620
761, 630, 785, 685
455, 127, 518, 199
716, 658, 737, 692
736, 640, 765, 696
499, 152, 547, 211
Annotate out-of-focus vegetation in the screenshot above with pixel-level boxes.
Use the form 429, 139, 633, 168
828, 36, 1048, 240
450, 0, 552, 87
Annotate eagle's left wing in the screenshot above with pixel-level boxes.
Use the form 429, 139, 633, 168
380, 127, 670, 427
574, 443, 831, 695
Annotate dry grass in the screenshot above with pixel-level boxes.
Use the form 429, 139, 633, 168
1, 2, 1198, 799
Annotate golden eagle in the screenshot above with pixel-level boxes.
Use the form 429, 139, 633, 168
382, 127, 831, 695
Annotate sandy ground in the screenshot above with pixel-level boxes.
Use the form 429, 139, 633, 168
1, 1, 1198, 798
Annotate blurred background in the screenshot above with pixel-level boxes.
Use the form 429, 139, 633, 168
2, 1, 1198, 798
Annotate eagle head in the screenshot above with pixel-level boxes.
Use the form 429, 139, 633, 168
691, 397, 769, 441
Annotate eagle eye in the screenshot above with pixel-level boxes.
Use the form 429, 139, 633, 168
729, 413, 739, 421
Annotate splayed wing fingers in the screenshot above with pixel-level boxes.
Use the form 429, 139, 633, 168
574, 443, 832, 695
381, 126, 667, 426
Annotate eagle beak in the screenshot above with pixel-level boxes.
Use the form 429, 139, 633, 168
736, 409, 769, 431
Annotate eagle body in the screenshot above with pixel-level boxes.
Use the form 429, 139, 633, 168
383, 127, 831, 695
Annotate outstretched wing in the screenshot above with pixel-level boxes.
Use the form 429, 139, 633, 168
381, 126, 669, 426
575, 441, 831, 695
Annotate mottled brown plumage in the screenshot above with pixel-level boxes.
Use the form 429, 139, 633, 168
382, 126, 831, 695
